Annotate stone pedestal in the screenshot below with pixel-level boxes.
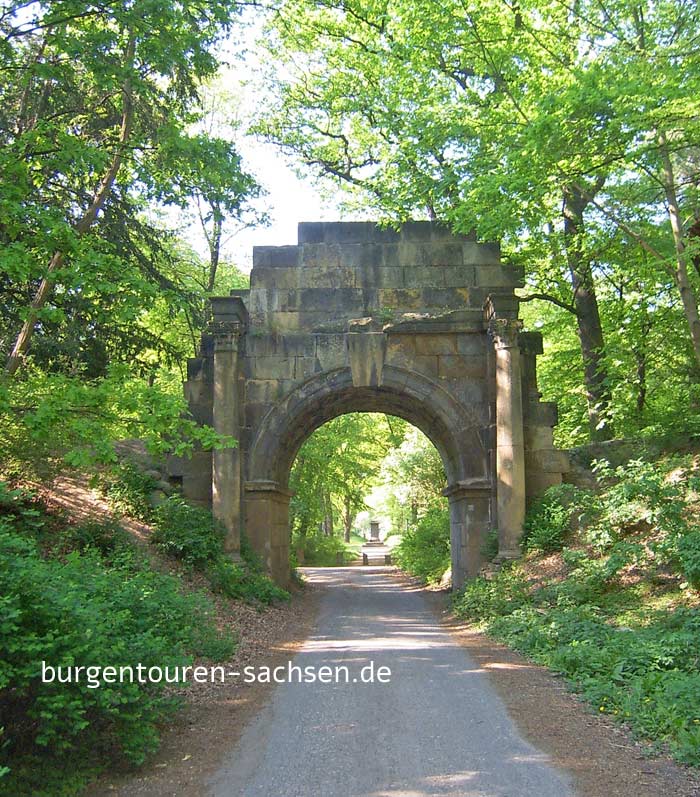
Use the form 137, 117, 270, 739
443, 481, 492, 589
244, 480, 292, 587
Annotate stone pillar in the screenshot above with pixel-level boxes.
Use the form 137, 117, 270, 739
209, 296, 248, 556
490, 317, 526, 559
443, 481, 492, 589
244, 481, 292, 587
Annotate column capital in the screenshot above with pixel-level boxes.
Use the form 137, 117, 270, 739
488, 317, 523, 349
442, 479, 492, 502
210, 320, 243, 352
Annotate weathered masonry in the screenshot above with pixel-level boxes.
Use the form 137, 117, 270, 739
171, 222, 568, 588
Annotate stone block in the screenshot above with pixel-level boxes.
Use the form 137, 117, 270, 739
244, 333, 312, 359
299, 265, 357, 288
412, 354, 439, 378
358, 266, 404, 288
244, 379, 285, 404
299, 243, 342, 269
462, 241, 501, 264
384, 339, 413, 370
314, 334, 347, 371
181, 450, 212, 505
475, 264, 525, 288
414, 334, 458, 356
377, 288, 425, 311
244, 401, 274, 429
252, 245, 300, 268
300, 287, 365, 314
398, 242, 464, 267
529, 401, 559, 427
422, 287, 471, 309
457, 333, 487, 356
438, 354, 485, 380
268, 311, 302, 331
381, 244, 401, 268
294, 356, 318, 380
525, 425, 554, 450
251, 266, 299, 291
249, 355, 296, 380
299, 221, 398, 245
348, 332, 387, 387
520, 331, 544, 355
247, 288, 268, 319
337, 242, 384, 269
443, 265, 476, 288
529, 448, 570, 473
526, 470, 563, 498
403, 266, 446, 288
186, 357, 206, 381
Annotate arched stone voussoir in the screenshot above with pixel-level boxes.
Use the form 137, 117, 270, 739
247, 365, 488, 488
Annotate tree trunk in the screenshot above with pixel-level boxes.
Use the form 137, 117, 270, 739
343, 494, 354, 543
563, 185, 613, 441
5, 32, 136, 377
658, 133, 700, 369
205, 204, 223, 293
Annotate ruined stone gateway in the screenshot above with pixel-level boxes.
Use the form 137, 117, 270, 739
171, 222, 568, 588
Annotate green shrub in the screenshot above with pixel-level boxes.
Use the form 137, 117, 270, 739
293, 532, 348, 566
393, 505, 450, 583
151, 496, 225, 568
677, 530, 700, 588
207, 556, 289, 605
61, 518, 134, 561
522, 484, 592, 553
0, 524, 235, 785
452, 548, 700, 765
451, 564, 530, 622
0, 482, 46, 540
101, 462, 159, 521
480, 529, 499, 561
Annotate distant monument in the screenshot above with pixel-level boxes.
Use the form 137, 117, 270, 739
368, 520, 382, 546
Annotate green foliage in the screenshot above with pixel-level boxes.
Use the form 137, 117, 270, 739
393, 505, 451, 584
151, 496, 225, 568
522, 484, 593, 554
0, 366, 237, 480
59, 519, 136, 567
0, 0, 257, 476
455, 563, 700, 764
380, 425, 446, 536
206, 557, 290, 605
290, 413, 407, 562
0, 487, 235, 789
453, 455, 700, 766
677, 532, 700, 589
102, 462, 159, 522
258, 0, 700, 443
480, 530, 499, 561
294, 533, 348, 567
151, 496, 289, 603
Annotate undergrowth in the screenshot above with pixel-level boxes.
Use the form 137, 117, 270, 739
453, 456, 700, 765
0, 482, 235, 795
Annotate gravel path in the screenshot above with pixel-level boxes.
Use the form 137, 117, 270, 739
210, 567, 574, 797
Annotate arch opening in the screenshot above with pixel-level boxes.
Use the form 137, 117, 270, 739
288, 412, 451, 580
244, 366, 494, 589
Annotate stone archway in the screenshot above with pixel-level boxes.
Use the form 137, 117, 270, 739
170, 221, 569, 587
245, 365, 491, 588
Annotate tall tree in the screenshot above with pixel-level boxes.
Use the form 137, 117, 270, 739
0, 0, 255, 375
255, 0, 700, 436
